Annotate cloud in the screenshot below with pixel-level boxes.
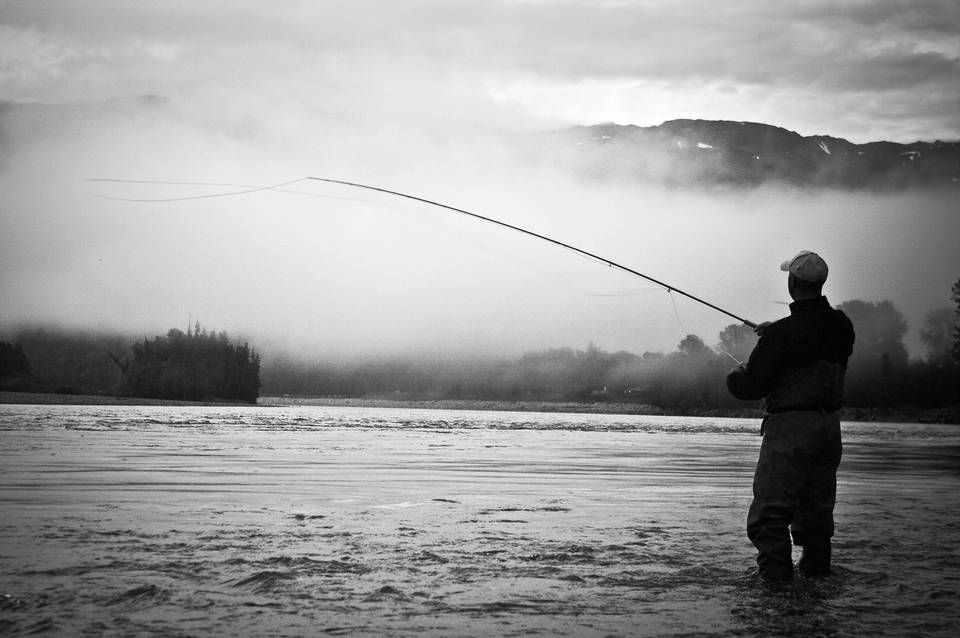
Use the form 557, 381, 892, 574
3, 1, 958, 142
819, 0, 960, 35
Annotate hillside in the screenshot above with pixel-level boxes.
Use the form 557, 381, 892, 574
2, 98, 958, 189
548, 119, 960, 189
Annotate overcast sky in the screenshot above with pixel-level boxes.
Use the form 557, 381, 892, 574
3, 0, 959, 142
1, 1, 959, 359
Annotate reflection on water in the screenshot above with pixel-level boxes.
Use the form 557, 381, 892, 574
0, 404, 958, 636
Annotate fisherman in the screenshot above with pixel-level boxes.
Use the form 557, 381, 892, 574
727, 251, 855, 582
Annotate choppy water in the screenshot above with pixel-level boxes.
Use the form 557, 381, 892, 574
1, 404, 958, 636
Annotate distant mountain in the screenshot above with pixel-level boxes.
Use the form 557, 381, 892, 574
547, 119, 960, 190
2, 98, 957, 190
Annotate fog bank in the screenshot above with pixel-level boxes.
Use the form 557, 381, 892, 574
1, 99, 957, 360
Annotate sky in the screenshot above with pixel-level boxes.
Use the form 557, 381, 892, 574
1, 0, 959, 359
3, 0, 959, 142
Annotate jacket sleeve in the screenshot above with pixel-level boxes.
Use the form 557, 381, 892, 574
726, 327, 785, 400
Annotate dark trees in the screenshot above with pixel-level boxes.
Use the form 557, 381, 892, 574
717, 323, 758, 365
953, 278, 960, 363
836, 297, 959, 409
836, 300, 908, 406
0, 341, 32, 390
920, 308, 956, 364
5, 327, 132, 394
123, 326, 260, 403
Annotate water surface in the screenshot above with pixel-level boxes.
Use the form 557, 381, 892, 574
1, 405, 958, 636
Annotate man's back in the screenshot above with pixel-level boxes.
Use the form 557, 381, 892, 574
727, 296, 854, 406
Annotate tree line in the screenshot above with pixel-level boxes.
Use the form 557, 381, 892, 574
122, 325, 261, 403
1, 324, 260, 404
3, 283, 959, 416
259, 291, 960, 417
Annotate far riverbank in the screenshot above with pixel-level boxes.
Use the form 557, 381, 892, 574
0, 391, 248, 407
2, 391, 957, 424
258, 396, 960, 424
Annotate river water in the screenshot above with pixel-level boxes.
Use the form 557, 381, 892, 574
0, 404, 958, 636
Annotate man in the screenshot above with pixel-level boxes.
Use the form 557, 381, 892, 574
727, 251, 855, 582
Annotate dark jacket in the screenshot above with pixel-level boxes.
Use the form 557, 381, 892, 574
727, 297, 855, 411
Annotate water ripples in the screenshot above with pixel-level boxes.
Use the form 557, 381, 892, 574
1, 404, 958, 636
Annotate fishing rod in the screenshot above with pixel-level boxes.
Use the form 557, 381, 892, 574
304, 177, 757, 329
88, 175, 757, 328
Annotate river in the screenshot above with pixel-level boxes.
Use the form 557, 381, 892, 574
1, 404, 958, 636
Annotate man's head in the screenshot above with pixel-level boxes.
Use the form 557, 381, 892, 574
781, 250, 827, 300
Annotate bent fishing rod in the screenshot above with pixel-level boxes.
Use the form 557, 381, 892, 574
304, 177, 757, 329
88, 175, 757, 329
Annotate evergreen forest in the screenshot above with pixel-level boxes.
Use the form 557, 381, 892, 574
2, 283, 959, 420
1, 324, 261, 404
122, 326, 261, 404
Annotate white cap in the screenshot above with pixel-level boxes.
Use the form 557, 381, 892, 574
780, 251, 828, 284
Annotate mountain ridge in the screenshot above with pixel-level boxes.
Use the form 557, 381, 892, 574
1, 97, 957, 189
554, 118, 960, 189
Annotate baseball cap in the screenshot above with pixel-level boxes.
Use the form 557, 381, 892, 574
780, 250, 828, 284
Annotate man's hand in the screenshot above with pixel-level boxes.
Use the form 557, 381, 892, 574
753, 321, 772, 336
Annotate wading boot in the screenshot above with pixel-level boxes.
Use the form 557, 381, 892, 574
758, 563, 794, 583
798, 543, 831, 578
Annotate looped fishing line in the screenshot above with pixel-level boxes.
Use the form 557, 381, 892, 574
86, 175, 757, 329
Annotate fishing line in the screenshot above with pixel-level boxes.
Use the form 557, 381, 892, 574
86, 177, 377, 209
86, 177, 309, 203
87, 175, 757, 328
664, 287, 745, 364
582, 287, 662, 298
667, 289, 688, 334
88, 178, 258, 188
715, 348, 744, 366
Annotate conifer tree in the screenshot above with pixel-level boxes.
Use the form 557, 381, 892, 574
122, 324, 260, 403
